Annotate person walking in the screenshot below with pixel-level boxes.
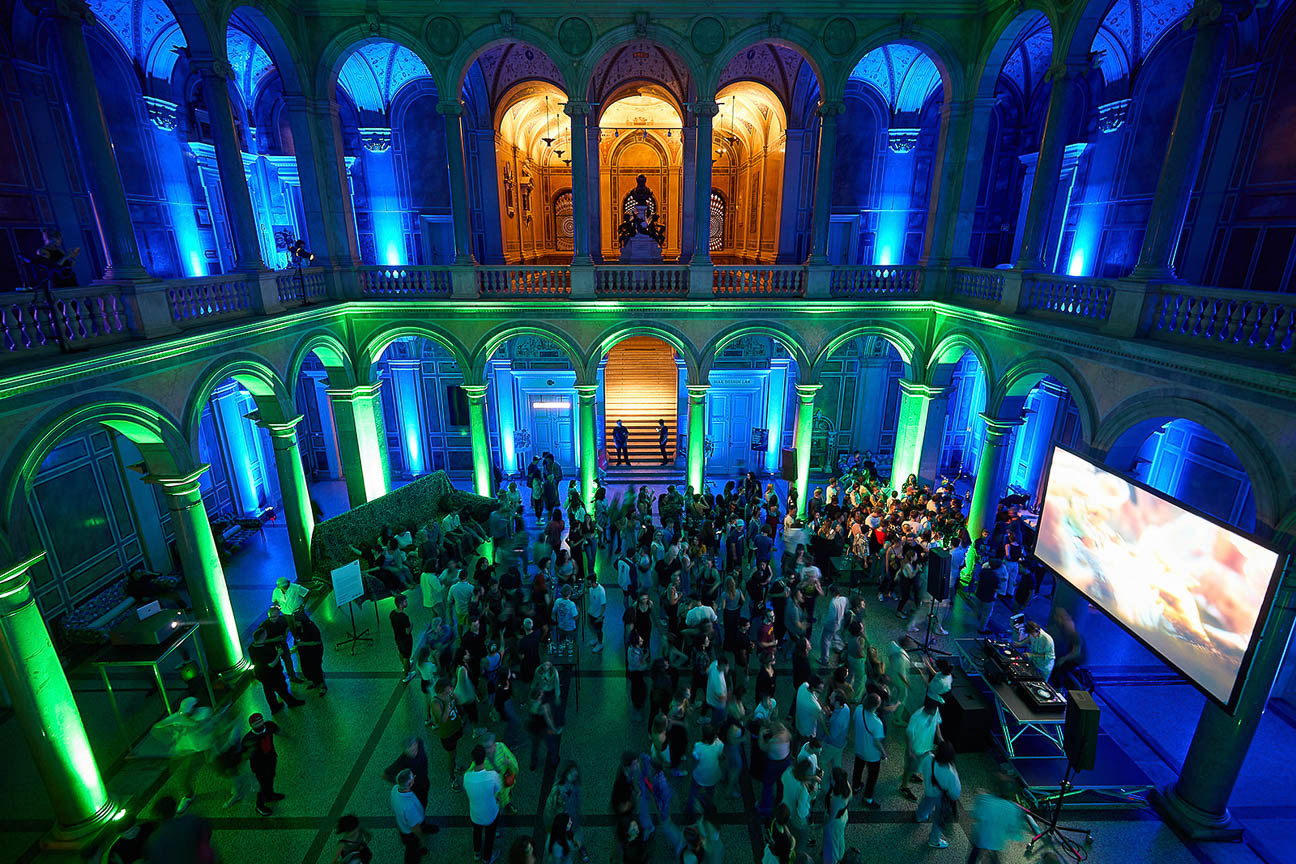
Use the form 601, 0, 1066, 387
241, 713, 283, 816
330, 813, 373, 864
900, 698, 943, 801
150, 696, 214, 813
686, 724, 725, 817
823, 766, 852, 864
292, 608, 327, 695
464, 744, 503, 863
391, 594, 416, 680
482, 733, 519, 815
543, 762, 589, 863
391, 768, 437, 863
915, 739, 962, 849
586, 575, 606, 653
851, 693, 886, 809
429, 678, 466, 790
613, 420, 630, 466
657, 419, 670, 465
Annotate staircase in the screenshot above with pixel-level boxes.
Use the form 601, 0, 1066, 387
604, 336, 679, 470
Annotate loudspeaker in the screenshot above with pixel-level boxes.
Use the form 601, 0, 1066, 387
780, 448, 797, 481
926, 549, 952, 602
1063, 688, 1100, 771
941, 677, 991, 752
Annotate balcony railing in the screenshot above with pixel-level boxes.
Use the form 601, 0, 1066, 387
713, 265, 805, 297
477, 266, 571, 298
595, 266, 688, 297
1021, 274, 1113, 322
165, 274, 253, 325
950, 267, 1006, 304
2, 285, 129, 355
1145, 282, 1296, 357
277, 267, 329, 303
358, 266, 452, 298
829, 266, 925, 297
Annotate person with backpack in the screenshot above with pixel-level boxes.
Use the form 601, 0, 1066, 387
330, 814, 373, 864
915, 739, 962, 849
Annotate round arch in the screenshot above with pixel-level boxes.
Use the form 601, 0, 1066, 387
988, 354, 1099, 444
926, 330, 996, 384
700, 323, 813, 381
471, 322, 587, 386
285, 331, 358, 393
836, 26, 966, 104
1092, 392, 1286, 532
705, 28, 828, 102
969, 5, 1059, 102
812, 323, 921, 379
223, 5, 308, 97
357, 325, 473, 384
1, 394, 195, 533
583, 323, 702, 384
182, 355, 296, 450
448, 31, 573, 97
575, 25, 704, 103
315, 24, 444, 102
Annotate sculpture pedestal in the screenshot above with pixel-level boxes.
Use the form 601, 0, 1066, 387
620, 234, 663, 264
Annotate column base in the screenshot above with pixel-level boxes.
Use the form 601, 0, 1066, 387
1127, 264, 1181, 284
44, 797, 121, 849
687, 263, 713, 298
1148, 785, 1243, 842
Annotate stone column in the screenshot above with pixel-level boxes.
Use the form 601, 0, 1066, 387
192, 58, 264, 272
438, 99, 475, 265
926, 98, 996, 268
283, 94, 359, 270
808, 101, 845, 264
262, 417, 315, 584
793, 383, 822, 519
150, 470, 244, 673
565, 102, 594, 265
576, 385, 598, 510
1130, 0, 1244, 281
889, 382, 944, 489
44, 0, 148, 282
1021, 379, 1066, 503
686, 384, 710, 493
0, 554, 116, 841
462, 384, 493, 498
210, 381, 260, 516
965, 415, 1023, 540
690, 101, 719, 266
1014, 61, 1085, 271
326, 383, 389, 507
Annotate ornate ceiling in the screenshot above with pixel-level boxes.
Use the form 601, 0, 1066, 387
336, 40, 433, 114
850, 44, 942, 115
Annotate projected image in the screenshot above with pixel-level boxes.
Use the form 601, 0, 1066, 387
1037, 447, 1280, 707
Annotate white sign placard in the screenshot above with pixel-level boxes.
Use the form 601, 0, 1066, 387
330, 560, 365, 608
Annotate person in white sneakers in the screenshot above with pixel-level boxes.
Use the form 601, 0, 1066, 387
915, 739, 962, 849
586, 576, 606, 653
463, 744, 503, 863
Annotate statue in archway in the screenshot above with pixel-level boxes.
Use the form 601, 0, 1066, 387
628, 174, 653, 208
619, 174, 664, 264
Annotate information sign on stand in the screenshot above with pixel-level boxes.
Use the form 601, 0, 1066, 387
330, 560, 373, 652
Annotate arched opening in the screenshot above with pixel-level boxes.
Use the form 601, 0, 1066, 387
709, 189, 726, 252
598, 88, 684, 260
368, 336, 469, 482
553, 190, 574, 252
483, 333, 580, 483
932, 349, 989, 487
601, 336, 682, 471
492, 82, 573, 263
711, 81, 787, 264
836, 44, 946, 265
816, 335, 909, 478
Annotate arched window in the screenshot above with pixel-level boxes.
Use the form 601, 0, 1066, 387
553, 191, 574, 251
709, 189, 725, 252
622, 190, 657, 219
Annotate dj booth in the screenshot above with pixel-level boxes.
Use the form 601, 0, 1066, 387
954, 638, 1152, 807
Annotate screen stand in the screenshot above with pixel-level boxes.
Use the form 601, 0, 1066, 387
1024, 762, 1094, 861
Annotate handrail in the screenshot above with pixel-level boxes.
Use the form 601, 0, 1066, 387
1021, 273, 1113, 322
950, 267, 1006, 304
163, 274, 253, 325
277, 267, 329, 303
829, 265, 925, 297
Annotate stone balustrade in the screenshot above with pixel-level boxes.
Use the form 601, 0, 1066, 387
1145, 282, 1296, 358
1021, 273, 1114, 322
828, 265, 925, 297
358, 265, 453, 298
595, 265, 689, 297
164, 274, 253, 325
713, 265, 805, 297
476, 265, 572, 298
277, 267, 330, 303
1, 284, 129, 355
950, 267, 1006, 304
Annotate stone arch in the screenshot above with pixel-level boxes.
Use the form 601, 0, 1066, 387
1, 394, 195, 535
449, 31, 574, 97
1092, 391, 1286, 532
575, 25, 704, 103
704, 28, 828, 104
835, 26, 966, 104
927, 329, 996, 385
471, 322, 587, 386
356, 325, 473, 384
699, 322, 813, 381
970, 5, 1059, 101
988, 353, 1099, 444
223, 5, 308, 98
812, 323, 921, 379
583, 323, 702, 384
315, 24, 444, 101
285, 331, 358, 393
182, 354, 296, 451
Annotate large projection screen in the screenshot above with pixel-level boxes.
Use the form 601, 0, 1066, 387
1036, 446, 1282, 712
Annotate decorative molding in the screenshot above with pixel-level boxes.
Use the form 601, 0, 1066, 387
1098, 98, 1132, 133
821, 17, 856, 58
556, 16, 593, 57
887, 127, 919, 153
633, 11, 649, 38
143, 95, 178, 131
767, 11, 784, 39
359, 127, 392, 152
424, 17, 462, 56
497, 10, 515, 35
691, 17, 725, 57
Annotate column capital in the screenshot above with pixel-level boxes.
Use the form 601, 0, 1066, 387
816, 100, 846, 119
461, 383, 489, 401
979, 413, 1024, 438
574, 384, 599, 400
326, 382, 382, 401
1182, 0, 1253, 30
1045, 57, 1096, 84
563, 101, 595, 118
143, 466, 212, 498
898, 380, 946, 399
260, 414, 305, 440
0, 553, 45, 611
688, 100, 720, 117
436, 98, 464, 116
189, 55, 234, 81
794, 382, 823, 399
686, 384, 711, 399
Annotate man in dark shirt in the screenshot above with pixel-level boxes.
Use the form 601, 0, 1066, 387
382, 736, 432, 809
517, 617, 542, 684
613, 420, 630, 465
241, 713, 284, 815
974, 560, 1003, 634
754, 528, 775, 568
248, 628, 304, 713
391, 594, 414, 679
261, 605, 301, 682
658, 419, 670, 465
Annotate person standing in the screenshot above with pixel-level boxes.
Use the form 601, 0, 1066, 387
241, 713, 283, 816
900, 699, 943, 802
392, 594, 415, 680
819, 585, 848, 665
429, 679, 466, 790
482, 733, 519, 815
1014, 619, 1056, 680
586, 576, 606, 653
686, 725, 725, 817
968, 775, 1038, 863
331, 813, 373, 864
391, 768, 436, 863
823, 767, 852, 864
248, 628, 304, 713
383, 737, 432, 810
464, 744, 503, 863
613, 420, 630, 466
657, 419, 669, 465
851, 693, 886, 809
292, 608, 327, 695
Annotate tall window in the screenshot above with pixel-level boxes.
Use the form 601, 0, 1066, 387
553, 191, 574, 251
709, 189, 726, 252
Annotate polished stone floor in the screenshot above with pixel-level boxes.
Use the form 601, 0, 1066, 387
0, 475, 1287, 864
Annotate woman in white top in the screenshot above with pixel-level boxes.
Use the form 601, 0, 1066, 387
916, 740, 963, 849
779, 757, 815, 852
823, 767, 852, 864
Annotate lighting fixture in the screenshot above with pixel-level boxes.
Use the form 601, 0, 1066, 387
541, 95, 554, 148
532, 400, 569, 409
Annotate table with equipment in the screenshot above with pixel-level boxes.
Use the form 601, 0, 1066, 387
955, 638, 1067, 758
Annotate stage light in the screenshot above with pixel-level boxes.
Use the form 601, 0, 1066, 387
1067, 249, 1085, 277
532, 400, 569, 409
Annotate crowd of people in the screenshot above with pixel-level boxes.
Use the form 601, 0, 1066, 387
136, 453, 1073, 864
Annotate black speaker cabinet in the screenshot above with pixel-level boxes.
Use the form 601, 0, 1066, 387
926, 548, 952, 601
942, 675, 991, 752
1063, 689, 1100, 771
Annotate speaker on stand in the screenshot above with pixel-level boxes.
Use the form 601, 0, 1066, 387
1024, 689, 1097, 861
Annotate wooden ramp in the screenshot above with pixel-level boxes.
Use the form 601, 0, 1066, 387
604, 336, 679, 466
